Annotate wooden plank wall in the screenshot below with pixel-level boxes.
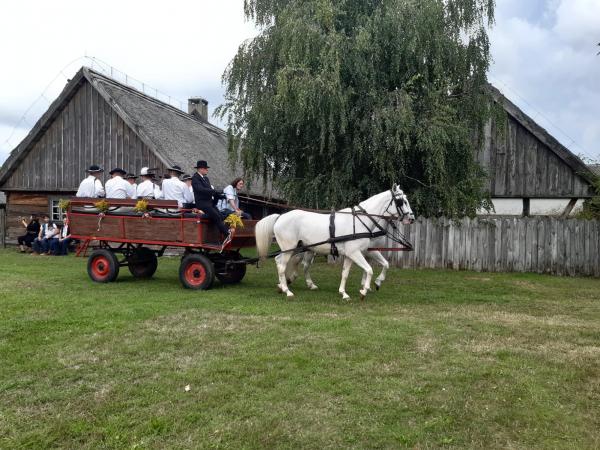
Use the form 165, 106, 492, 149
3, 80, 167, 191
0, 206, 5, 247
4, 192, 54, 242
387, 217, 600, 277
476, 116, 592, 198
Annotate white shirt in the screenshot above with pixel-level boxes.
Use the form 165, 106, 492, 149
137, 179, 161, 198
184, 184, 195, 204
217, 185, 238, 211
129, 183, 137, 199
161, 177, 188, 208
60, 225, 70, 239
41, 222, 58, 239
105, 175, 135, 199
76, 175, 105, 198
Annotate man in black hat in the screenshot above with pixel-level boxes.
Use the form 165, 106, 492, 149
192, 160, 231, 243
76, 165, 105, 198
125, 172, 138, 199
105, 168, 135, 199
181, 174, 195, 209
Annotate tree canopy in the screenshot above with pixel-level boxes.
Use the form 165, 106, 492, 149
219, 0, 496, 216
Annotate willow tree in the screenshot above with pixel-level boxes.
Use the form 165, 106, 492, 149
218, 0, 496, 216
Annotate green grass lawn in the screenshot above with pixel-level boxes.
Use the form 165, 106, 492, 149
1, 248, 599, 449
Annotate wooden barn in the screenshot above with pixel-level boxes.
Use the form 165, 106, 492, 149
0, 67, 275, 243
478, 85, 595, 216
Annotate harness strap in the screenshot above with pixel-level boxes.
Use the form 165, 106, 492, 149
329, 209, 339, 257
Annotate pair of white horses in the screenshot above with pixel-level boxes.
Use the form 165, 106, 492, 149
255, 184, 415, 300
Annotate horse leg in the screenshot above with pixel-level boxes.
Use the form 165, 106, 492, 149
302, 252, 318, 290
285, 253, 302, 286
275, 253, 295, 298
369, 251, 389, 291
347, 251, 374, 300
338, 257, 353, 300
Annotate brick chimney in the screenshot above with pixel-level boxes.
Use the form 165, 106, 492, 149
188, 97, 208, 122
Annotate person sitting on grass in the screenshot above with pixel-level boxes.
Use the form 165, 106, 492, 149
32, 215, 58, 256
17, 215, 40, 253
50, 218, 72, 256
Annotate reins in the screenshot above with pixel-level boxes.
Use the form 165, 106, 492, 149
238, 194, 398, 220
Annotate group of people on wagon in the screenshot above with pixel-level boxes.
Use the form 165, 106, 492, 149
74, 160, 251, 246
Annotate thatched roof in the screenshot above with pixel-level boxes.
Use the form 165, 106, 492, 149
0, 67, 274, 197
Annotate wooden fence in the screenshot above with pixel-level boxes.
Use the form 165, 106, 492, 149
0, 206, 5, 248
386, 217, 600, 277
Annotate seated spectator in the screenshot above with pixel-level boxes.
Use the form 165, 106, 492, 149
17, 215, 40, 252
32, 215, 59, 255
217, 177, 252, 220
49, 219, 71, 256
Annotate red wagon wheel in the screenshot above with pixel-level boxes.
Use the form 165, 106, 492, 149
87, 249, 120, 283
179, 254, 215, 290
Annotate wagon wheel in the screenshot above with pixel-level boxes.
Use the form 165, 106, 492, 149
87, 249, 119, 283
179, 254, 215, 290
127, 247, 158, 278
214, 251, 247, 285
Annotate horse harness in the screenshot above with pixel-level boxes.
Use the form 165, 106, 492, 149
265, 189, 413, 259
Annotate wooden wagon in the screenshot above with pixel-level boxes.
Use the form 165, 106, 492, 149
67, 198, 257, 289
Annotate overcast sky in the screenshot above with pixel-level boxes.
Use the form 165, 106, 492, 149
1, 0, 599, 166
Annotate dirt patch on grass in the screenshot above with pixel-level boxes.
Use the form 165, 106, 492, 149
464, 276, 491, 281
142, 311, 287, 335
457, 336, 600, 363
442, 308, 597, 330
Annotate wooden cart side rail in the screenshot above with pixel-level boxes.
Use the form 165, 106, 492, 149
69, 234, 226, 251
69, 197, 179, 209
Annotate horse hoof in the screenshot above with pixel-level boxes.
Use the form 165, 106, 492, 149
277, 285, 283, 293
286, 291, 295, 298
309, 285, 318, 291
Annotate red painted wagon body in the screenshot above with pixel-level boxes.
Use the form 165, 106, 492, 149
68, 198, 256, 289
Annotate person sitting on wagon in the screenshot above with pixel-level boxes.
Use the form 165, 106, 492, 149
76, 165, 105, 198
192, 160, 232, 246
17, 214, 40, 252
181, 174, 196, 209
137, 167, 162, 199
105, 168, 135, 199
217, 177, 252, 220
160, 165, 189, 208
32, 214, 58, 255
125, 172, 138, 198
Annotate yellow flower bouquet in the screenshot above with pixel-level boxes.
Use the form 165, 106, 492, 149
224, 213, 244, 229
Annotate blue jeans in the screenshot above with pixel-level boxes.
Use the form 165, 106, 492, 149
50, 238, 71, 255
32, 238, 51, 254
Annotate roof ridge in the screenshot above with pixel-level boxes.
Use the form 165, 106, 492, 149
83, 67, 226, 136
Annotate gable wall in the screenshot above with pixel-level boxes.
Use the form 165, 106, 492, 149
2, 80, 168, 191
478, 115, 591, 198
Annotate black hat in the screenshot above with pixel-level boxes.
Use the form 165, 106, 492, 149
180, 174, 192, 181
167, 164, 184, 174
194, 160, 210, 169
109, 167, 127, 176
86, 165, 104, 173
125, 173, 138, 180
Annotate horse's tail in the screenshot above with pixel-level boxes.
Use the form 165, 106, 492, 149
255, 214, 281, 259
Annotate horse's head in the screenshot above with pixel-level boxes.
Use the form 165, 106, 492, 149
391, 183, 415, 224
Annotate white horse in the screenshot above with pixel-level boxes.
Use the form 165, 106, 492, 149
255, 185, 414, 300
285, 232, 394, 293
